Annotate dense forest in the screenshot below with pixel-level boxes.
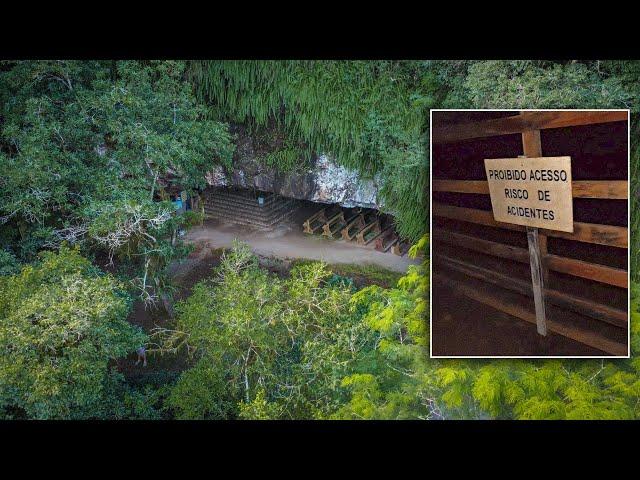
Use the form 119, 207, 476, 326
1, 60, 640, 419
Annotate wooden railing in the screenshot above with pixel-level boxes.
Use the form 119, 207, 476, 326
432, 202, 628, 249
431, 110, 629, 355
432, 110, 628, 144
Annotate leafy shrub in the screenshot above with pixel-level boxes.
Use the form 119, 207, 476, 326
0, 250, 20, 276
0, 246, 147, 419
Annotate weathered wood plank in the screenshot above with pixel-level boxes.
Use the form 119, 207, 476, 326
527, 227, 548, 335
519, 134, 548, 335
392, 240, 410, 256
545, 254, 628, 289
521, 129, 542, 156
432, 111, 628, 144
432, 179, 489, 194
434, 254, 628, 329
366, 226, 391, 248
343, 208, 362, 224
520, 111, 628, 131
322, 211, 346, 238
373, 227, 396, 252
356, 220, 381, 245
303, 208, 327, 234
572, 181, 628, 199
432, 230, 530, 263
341, 214, 365, 241
432, 179, 627, 199
538, 233, 550, 285
432, 229, 627, 288
432, 202, 628, 248
325, 211, 344, 226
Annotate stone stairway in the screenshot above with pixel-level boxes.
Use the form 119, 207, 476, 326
203, 188, 298, 228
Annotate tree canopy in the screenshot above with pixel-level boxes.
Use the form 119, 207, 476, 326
0, 60, 234, 303
161, 241, 430, 419
0, 245, 146, 419
1, 60, 640, 420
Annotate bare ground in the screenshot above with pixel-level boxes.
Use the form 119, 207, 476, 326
431, 282, 602, 356
184, 218, 419, 273
117, 245, 225, 379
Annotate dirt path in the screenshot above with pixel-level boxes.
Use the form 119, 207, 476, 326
184, 219, 419, 273
119, 246, 225, 380
119, 219, 418, 379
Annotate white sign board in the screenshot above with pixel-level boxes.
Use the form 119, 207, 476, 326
484, 156, 573, 233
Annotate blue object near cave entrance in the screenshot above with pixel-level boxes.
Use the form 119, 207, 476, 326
173, 191, 191, 214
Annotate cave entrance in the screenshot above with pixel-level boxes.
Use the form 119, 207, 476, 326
201, 186, 410, 257
202, 187, 297, 229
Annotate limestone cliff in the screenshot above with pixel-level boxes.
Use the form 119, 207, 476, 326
204, 128, 382, 209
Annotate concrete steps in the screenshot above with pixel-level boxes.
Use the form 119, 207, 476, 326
203, 188, 298, 228
203, 190, 280, 209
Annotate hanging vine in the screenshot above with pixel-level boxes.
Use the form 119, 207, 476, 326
189, 60, 434, 241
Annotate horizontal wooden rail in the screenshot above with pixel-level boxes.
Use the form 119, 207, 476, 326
432, 230, 628, 288
545, 254, 628, 289
434, 272, 627, 356
572, 181, 628, 199
432, 179, 628, 199
433, 229, 530, 263
433, 180, 489, 194
432, 202, 628, 248
432, 111, 629, 144
434, 253, 628, 329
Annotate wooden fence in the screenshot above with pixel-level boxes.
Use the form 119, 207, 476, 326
431, 110, 629, 356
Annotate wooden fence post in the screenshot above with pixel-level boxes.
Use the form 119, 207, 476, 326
521, 129, 548, 336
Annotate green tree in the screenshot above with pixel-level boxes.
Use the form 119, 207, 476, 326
0, 60, 234, 302
162, 240, 432, 420
0, 250, 20, 276
333, 236, 434, 419
163, 242, 366, 419
432, 60, 635, 109
0, 245, 147, 419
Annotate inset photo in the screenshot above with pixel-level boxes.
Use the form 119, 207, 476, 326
430, 109, 630, 358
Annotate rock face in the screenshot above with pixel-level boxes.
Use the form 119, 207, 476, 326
205, 139, 382, 209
